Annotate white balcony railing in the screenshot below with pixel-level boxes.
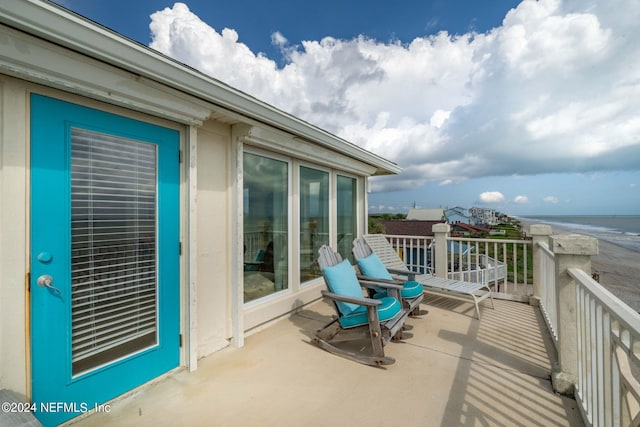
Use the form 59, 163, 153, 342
384, 234, 434, 274
538, 241, 558, 346
447, 252, 505, 285
446, 237, 528, 298
385, 225, 640, 426
384, 233, 530, 302
570, 267, 640, 426
530, 228, 640, 427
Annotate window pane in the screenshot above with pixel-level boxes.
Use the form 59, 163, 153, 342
243, 153, 289, 303
337, 175, 357, 262
300, 166, 329, 282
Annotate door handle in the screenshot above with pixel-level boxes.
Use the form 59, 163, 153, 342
37, 275, 61, 294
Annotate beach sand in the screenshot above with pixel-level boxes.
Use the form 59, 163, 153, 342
590, 239, 640, 313
521, 221, 640, 313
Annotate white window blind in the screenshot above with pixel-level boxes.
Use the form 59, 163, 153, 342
71, 128, 158, 375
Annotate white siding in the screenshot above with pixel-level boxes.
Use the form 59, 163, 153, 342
0, 77, 29, 395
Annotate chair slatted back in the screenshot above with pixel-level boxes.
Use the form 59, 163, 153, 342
351, 238, 372, 260
362, 234, 411, 273
318, 245, 343, 270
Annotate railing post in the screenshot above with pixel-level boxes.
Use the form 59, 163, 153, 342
432, 223, 450, 278
550, 234, 598, 395
530, 224, 553, 306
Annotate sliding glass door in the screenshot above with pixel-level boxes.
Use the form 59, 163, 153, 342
299, 166, 329, 282
242, 152, 289, 303
242, 151, 361, 300
336, 175, 357, 262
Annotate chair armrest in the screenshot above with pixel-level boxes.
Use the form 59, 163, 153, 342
321, 290, 382, 306
356, 275, 404, 290
386, 267, 410, 275
386, 268, 417, 281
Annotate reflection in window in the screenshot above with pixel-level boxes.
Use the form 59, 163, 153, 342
300, 166, 329, 282
243, 153, 288, 303
337, 175, 357, 262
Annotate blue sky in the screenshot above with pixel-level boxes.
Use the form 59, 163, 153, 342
52, 0, 640, 216
51, 1, 520, 60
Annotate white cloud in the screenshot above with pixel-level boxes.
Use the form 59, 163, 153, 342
479, 191, 505, 203
430, 109, 451, 128
439, 179, 453, 186
271, 31, 288, 47
369, 204, 397, 212
544, 196, 559, 203
149, 0, 640, 193
514, 195, 530, 203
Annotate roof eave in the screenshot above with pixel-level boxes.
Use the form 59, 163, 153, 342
0, 0, 400, 176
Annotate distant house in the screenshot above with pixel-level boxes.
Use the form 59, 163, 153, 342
380, 219, 444, 237
0, 2, 400, 425
445, 206, 475, 225
450, 222, 490, 237
406, 208, 446, 221
377, 219, 444, 273
469, 207, 498, 226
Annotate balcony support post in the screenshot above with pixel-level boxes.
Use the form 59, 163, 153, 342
432, 223, 451, 278
529, 224, 553, 307
550, 234, 598, 396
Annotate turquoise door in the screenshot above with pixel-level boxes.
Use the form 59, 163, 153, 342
30, 94, 180, 426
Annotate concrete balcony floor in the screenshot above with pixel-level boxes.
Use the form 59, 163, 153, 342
71, 296, 583, 426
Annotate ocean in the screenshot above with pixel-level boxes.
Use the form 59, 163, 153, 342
521, 215, 640, 253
